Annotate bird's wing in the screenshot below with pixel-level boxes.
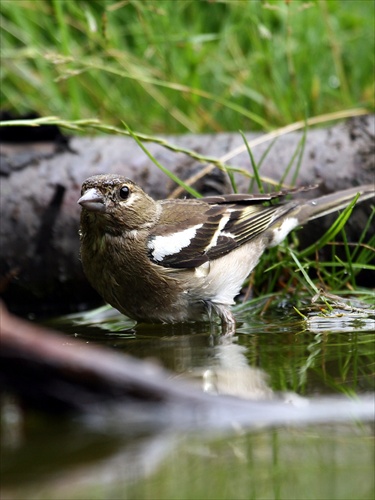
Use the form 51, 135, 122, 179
147, 198, 289, 269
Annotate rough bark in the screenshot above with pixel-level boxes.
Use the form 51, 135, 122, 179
0, 115, 374, 314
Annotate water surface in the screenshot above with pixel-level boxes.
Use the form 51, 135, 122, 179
1, 299, 374, 499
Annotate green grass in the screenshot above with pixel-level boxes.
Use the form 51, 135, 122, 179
1, 0, 374, 133
248, 206, 375, 303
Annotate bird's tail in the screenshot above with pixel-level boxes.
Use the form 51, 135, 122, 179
294, 184, 374, 224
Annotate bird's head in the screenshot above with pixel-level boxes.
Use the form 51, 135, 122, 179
78, 174, 159, 232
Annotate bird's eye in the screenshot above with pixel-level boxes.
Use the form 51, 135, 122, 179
119, 186, 130, 200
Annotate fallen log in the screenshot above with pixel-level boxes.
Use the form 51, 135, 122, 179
0, 115, 374, 313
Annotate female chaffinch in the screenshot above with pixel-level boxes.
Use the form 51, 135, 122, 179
78, 174, 373, 333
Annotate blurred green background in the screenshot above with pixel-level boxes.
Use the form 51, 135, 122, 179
1, 0, 374, 134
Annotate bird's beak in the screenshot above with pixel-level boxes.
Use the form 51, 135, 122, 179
78, 188, 105, 213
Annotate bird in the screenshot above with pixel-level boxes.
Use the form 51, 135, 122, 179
78, 174, 374, 333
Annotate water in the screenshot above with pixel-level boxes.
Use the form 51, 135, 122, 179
1, 298, 374, 499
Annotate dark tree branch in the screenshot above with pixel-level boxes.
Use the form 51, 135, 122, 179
0, 115, 374, 313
